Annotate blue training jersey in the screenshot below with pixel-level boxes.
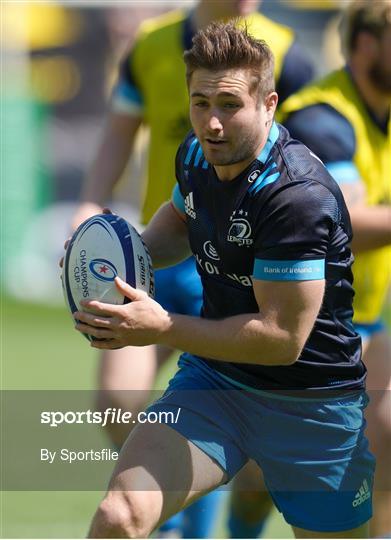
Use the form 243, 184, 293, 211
172, 123, 365, 392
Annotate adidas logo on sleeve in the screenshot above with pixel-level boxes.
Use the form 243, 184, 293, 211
185, 192, 196, 219
352, 479, 371, 507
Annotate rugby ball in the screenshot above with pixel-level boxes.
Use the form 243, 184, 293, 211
62, 213, 154, 340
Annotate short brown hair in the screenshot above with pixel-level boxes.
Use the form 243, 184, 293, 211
340, 0, 391, 56
183, 20, 275, 100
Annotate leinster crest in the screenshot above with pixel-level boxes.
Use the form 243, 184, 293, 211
227, 210, 253, 246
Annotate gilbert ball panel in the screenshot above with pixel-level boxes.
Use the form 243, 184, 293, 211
62, 214, 154, 341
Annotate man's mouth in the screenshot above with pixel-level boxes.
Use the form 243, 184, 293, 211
205, 138, 227, 146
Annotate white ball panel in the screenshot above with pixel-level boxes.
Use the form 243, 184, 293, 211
62, 214, 154, 340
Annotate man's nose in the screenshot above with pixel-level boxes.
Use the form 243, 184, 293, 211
207, 113, 223, 131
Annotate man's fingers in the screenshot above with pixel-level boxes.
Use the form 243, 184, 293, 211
79, 300, 119, 316
61, 237, 71, 267
74, 311, 111, 327
114, 277, 144, 301
75, 321, 113, 340
90, 339, 119, 350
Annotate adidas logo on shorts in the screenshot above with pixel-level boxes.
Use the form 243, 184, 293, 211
352, 479, 371, 507
185, 192, 196, 219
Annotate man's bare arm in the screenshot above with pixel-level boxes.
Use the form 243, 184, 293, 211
158, 278, 324, 366
339, 182, 391, 252
74, 276, 325, 367
72, 113, 142, 230
142, 202, 192, 269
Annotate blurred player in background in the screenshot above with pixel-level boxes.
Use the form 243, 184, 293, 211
280, 1, 391, 536
73, 1, 313, 536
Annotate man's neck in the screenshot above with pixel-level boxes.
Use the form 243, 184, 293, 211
214, 125, 271, 182
348, 62, 390, 125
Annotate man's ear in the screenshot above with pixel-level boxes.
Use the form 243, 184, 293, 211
264, 91, 278, 120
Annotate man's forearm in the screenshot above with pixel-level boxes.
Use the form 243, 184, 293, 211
76, 266, 323, 361
159, 312, 299, 366
350, 205, 391, 252
156, 278, 324, 366
80, 114, 141, 206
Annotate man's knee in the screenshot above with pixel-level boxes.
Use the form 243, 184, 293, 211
89, 492, 153, 539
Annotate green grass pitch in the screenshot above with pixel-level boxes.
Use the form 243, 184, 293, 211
1, 294, 314, 538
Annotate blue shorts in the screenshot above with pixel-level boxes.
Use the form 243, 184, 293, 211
355, 319, 386, 343
148, 354, 375, 532
154, 257, 202, 315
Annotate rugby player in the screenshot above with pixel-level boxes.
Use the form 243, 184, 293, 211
280, 1, 391, 536
73, 22, 375, 538
72, 1, 313, 536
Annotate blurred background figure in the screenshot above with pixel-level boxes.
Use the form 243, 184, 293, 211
71, 0, 315, 537
280, 1, 391, 537
2, 3, 113, 301
1, 2, 164, 304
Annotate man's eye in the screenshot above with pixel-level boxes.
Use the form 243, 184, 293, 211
194, 101, 208, 108
224, 103, 240, 109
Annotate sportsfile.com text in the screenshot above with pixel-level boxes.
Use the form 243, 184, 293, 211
41, 407, 181, 428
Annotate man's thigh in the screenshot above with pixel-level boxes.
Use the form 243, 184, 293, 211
107, 421, 227, 528
250, 391, 375, 534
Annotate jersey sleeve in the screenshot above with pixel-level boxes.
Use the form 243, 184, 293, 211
283, 104, 360, 185
252, 180, 340, 281
276, 40, 314, 104
170, 132, 195, 213
171, 184, 185, 214
110, 50, 144, 117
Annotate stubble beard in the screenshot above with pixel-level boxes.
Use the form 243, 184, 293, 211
205, 132, 258, 166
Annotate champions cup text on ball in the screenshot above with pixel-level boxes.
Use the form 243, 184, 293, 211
62, 214, 154, 340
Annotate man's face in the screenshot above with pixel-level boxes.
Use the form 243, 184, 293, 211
201, 0, 261, 20
368, 26, 391, 94
189, 68, 276, 168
